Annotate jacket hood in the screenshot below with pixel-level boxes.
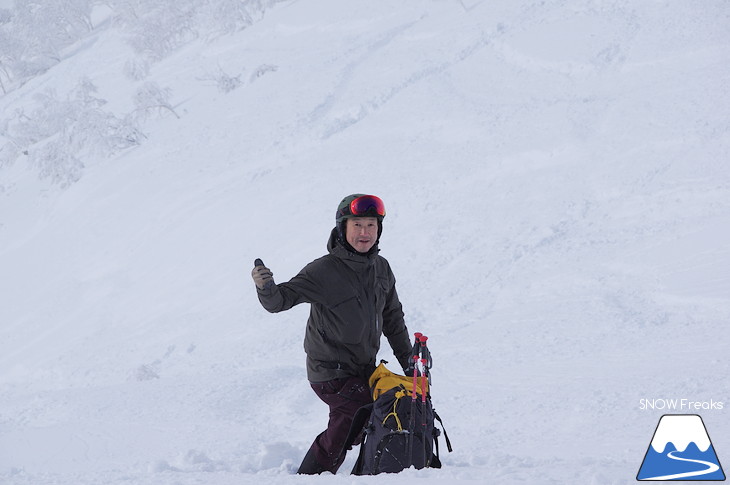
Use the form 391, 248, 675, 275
327, 227, 379, 260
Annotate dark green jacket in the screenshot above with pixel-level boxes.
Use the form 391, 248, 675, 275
257, 228, 412, 382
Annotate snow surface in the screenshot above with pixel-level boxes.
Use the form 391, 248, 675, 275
1, 1, 730, 484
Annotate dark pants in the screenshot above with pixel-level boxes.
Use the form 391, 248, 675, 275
305, 376, 372, 473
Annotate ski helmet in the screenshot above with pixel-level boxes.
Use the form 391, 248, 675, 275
336, 194, 386, 243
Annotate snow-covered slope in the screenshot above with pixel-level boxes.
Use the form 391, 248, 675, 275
1, 1, 729, 484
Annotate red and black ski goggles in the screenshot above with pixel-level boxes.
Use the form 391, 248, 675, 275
340, 194, 386, 220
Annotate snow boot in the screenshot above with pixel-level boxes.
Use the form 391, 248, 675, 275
296, 448, 329, 475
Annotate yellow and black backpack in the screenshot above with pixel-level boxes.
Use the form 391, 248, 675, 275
344, 362, 451, 475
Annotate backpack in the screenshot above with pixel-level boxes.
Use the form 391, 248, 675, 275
344, 362, 452, 475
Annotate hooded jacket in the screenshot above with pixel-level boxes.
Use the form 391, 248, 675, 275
257, 228, 412, 382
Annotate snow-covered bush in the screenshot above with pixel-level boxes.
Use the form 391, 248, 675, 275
249, 63, 278, 83
198, 66, 243, 93
109, 0, 282, 70
123, 57, 151, 81
132, 82, 180, 119
0, 79, 142, 186
196, 0, 279, 37
0, 1, 281, 92
113, 0, 198, 62
0, 1, 94, 93
0, 0, 284, 185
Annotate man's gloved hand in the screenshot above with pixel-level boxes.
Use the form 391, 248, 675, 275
252, 260, 275, 290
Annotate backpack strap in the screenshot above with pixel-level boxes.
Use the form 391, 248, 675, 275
434, 410, 453, 453
431, 440, 443, 469
426, 409, 451, 469
340, 402, 374, 475
351, 435, 367, 475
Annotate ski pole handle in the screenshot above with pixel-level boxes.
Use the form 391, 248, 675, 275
419, 335, 432, 386
407, 333, 423, 374
254, 258, 264, 267
412, 332, 423, 356
420, 335, 432, 369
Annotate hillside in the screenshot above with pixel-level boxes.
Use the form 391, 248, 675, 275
1, 1, 729, 484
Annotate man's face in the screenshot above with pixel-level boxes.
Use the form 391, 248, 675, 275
345, 217, 378, 253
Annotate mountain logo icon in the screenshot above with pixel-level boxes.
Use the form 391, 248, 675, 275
637, 414, 726, 481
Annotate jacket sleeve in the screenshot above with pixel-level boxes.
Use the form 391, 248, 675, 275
382, 283, 413, 372
256, 261, 326, 313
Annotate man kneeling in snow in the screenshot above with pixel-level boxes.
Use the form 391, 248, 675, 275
251, 194, 413, 474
